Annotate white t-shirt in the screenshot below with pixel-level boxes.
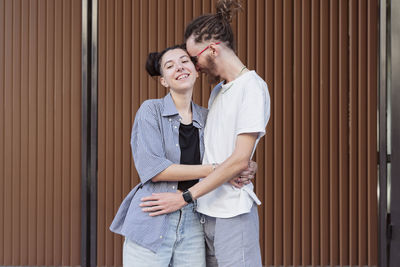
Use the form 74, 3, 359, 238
197, 70, 271, 218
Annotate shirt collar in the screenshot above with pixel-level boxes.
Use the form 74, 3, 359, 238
161, 93, 179, 117
191, 101, 204, 128
161, 93, 204, 128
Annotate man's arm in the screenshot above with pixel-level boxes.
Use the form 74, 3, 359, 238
140, 133, 258, 216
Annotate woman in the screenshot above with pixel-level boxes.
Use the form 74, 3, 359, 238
110, 44, 253, 266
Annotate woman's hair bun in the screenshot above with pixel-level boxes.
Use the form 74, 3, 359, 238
145, 52, 161, 76
145, 44, 186, 77
216, 0, 242, 23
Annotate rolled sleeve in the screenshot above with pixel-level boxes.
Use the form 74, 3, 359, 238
131, 101, 173, 184
236, 81, 270, 139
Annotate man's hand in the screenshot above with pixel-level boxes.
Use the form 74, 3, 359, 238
228, 160, 257, 188
140, 192, 186, 216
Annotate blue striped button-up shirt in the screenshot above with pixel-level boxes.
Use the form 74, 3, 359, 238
110, 93, 208, 253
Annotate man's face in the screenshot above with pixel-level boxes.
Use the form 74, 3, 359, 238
186, 36, 221, 84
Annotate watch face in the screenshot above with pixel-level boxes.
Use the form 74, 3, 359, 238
183, 190, 193, 203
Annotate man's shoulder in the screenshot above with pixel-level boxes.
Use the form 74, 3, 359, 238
242, 71, 268, 88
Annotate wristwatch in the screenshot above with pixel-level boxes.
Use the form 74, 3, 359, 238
182, 189, 194, 204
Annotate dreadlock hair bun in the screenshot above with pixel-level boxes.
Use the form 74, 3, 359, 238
216, 0, 242, 24
184, 0, 242, 51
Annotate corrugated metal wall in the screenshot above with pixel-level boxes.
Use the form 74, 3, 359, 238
99, 0, 378, 266
0, 0, 82, 265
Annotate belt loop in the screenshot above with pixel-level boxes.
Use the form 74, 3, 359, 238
192, 199, 197, 212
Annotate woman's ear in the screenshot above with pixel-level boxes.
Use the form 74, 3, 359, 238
160, 76, 168, 88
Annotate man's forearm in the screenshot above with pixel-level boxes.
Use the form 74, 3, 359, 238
189, 133, 258, 200
189, 154, 248, 200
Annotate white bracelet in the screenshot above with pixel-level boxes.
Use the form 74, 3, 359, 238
212, 163, 218, 171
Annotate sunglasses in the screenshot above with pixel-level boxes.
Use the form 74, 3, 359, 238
190, 42, 221, 65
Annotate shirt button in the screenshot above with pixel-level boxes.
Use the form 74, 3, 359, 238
176, 144, 179, 147
160, 236, 163, 239
174, 126, 177, 129
168, 118, 172, 122
172, 186, 175, 189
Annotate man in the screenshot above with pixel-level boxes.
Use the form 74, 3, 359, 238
140, 0, 270, 266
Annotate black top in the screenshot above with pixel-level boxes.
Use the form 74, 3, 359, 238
178, 122, 201, 191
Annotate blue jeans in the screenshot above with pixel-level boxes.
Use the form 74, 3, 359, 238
123, 203, 206, 267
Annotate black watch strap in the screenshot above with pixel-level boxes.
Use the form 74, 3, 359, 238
182, 189, 194, 203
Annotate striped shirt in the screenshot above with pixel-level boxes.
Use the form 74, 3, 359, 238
109, 93, 208, 253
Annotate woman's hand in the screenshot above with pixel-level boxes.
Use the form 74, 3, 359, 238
140, 192, 186, 216
228, 160, 257, 188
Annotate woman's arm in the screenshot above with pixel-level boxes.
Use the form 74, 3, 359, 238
140, 133, 258, 215
151, 164, 214, 182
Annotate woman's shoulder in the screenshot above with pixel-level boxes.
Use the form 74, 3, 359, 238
192, 102, 208, 114
192, 102, 208, 125
137, 98, 164, 116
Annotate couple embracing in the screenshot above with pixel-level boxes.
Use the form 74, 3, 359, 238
110, 1, 270, 266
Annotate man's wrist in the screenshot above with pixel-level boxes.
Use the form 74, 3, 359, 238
182, 189, 194, 204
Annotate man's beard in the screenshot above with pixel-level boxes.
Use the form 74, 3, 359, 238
204, 55, 220, 85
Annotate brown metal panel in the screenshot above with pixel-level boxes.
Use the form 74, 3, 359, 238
319, 0, 330, 265
113, 0, 124, 263
174, 0, 184, 44
282, 1, 293, 265
292, 0, 302, 265
104, 0, 116, 265
301, 0, 312, 264
246, 0, 256, 71
273, 0, 283, 264
97, 0, 107, 264
329, 0, 340, 265
0, 0, 4, 264
53, 0, 63, 263
264, 1, 275, 265
311, 0, 321, 265
358, 0, 368, 265
166, 0, 175, 47
349, 0, 359, 265
140, 0, 149, 102
131, 0, 141, 155
27, 0, 39, 263
70, 1, 81, 265
255, 0, 266, 263
119, 0, 133, 265
4, 0, 13, 263
45, 0, 55, 263
338, 0, 350, 264
237, 0, 247, 63
0, 0, 81, 264
148, 0, 158, 100
12, 0, 22, 263
37, 1, 47, 263
367, 0, 378, 265
20, 0, 30, 264
62, 0, 73, 263
158, 0, 168, 99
